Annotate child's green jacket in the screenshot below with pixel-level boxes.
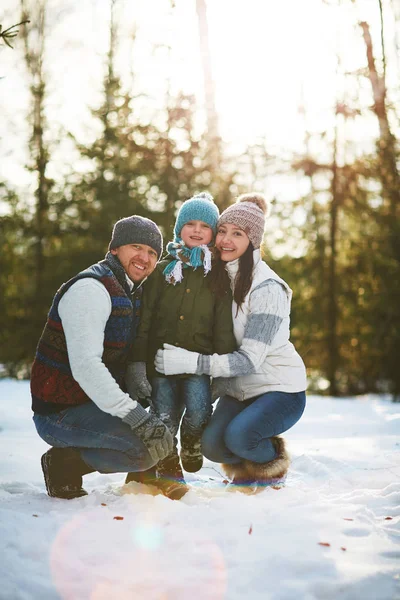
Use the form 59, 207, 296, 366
131, 258, 237, 378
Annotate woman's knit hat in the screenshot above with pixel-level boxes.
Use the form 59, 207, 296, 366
173, 192, 219, 240
109, 215, 163, 258
217, 193, 270, 249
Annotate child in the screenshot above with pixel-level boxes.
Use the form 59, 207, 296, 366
126, 192, 236, 499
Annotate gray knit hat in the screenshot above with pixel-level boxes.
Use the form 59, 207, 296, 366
109, 215, 163, 258
218, 193, 269, 249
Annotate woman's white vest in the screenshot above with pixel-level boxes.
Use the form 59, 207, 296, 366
219, 250, 307, 400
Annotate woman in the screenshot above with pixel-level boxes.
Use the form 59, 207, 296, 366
155, 193, 306, 491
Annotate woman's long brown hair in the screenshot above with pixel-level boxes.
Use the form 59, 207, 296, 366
209, 244, 254, 315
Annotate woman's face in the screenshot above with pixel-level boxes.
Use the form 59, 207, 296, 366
215, 223, 250, 262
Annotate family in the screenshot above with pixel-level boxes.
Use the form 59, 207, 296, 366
30, 192, 307, 500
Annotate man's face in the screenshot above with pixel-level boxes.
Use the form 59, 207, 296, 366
111, 244, 158, 282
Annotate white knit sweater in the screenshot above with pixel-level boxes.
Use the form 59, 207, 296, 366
58, 277, 138, 418
198, 250, 307, 399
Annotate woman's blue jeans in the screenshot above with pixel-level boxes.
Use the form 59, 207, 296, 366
33, 401, 155, 474
202, 391, 306, 465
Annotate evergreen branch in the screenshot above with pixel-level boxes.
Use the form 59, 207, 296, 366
0, 20, 30, 49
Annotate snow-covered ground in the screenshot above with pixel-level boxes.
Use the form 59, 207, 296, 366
0, 379, 399, 600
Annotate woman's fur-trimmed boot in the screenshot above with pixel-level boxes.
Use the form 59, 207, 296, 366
244, 436, 290, 490
221, 461, 257, 494
222, 436, 290, 493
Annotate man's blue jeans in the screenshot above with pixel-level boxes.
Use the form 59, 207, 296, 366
151, 375, 212, 449
202, 391, 306, 464
33, 401, 155, 473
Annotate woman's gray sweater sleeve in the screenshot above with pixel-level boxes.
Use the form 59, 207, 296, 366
197, 281, 288, 378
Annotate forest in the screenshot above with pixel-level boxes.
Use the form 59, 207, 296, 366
1, 0, 399, 399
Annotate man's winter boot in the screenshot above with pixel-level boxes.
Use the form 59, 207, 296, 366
244, 436, 290, 490
41, 447, 94, 499
125, 466, 158, 486
156, 452, 189, 500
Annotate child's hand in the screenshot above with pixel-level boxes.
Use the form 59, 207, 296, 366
126, 362, 152, 399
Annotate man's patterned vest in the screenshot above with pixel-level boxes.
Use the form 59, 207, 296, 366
31, 258, 141, 415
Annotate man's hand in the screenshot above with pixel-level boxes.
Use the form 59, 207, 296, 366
126, 362, 152, 399
122, 404, 173, 463
154, 343, 199, 376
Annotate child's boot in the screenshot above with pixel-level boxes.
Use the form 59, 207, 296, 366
180, 430, 203, 473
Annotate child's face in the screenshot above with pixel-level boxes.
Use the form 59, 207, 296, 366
180, 220, 213, 248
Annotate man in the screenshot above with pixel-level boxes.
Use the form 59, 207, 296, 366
31, 215, 173, 499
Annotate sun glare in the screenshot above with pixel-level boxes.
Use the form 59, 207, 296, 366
0, 0, 392, 195
203, 0, 379, 150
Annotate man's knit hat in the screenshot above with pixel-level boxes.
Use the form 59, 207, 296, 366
217, 193, 270, 249
174, 192, 219, 240
109, 215, 163, 258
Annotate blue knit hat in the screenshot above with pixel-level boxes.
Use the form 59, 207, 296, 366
174, 192, 219, 240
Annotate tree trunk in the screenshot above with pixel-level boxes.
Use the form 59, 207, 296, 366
360, 21, 400, 215
360, 20, 400, 400
104, 0, 117, 133
20, 0, 49, 298
196, 0, 221, 168
327, 119, 340, 396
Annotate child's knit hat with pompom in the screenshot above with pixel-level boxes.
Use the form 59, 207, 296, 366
174, 192, 219, 241
217, 193, 270, 249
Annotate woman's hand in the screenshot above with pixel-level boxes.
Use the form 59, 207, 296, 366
154, 344, 200, 376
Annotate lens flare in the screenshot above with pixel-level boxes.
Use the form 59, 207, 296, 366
49, 502, 226, 599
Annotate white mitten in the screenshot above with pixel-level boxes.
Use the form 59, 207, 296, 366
154, 343, 200, 376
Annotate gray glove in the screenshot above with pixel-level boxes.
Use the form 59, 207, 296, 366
126, 362, 152, 400
211, 377, 230, 403
122, 404, 173, 463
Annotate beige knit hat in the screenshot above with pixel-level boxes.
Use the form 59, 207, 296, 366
218, 193, 269, 248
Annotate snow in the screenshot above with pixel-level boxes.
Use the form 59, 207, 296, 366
0, 379, 399, 600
